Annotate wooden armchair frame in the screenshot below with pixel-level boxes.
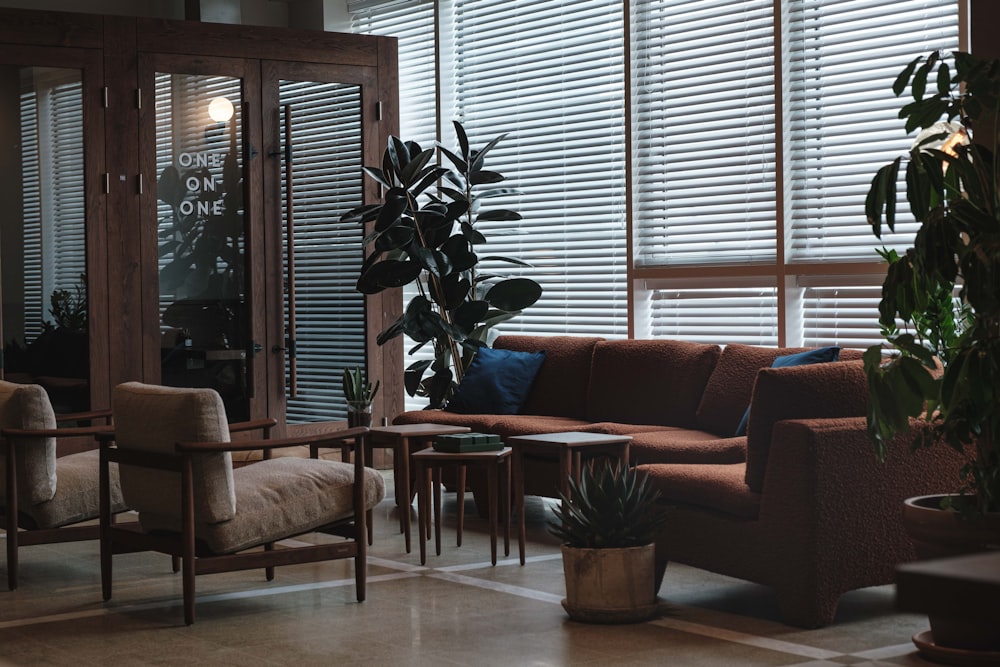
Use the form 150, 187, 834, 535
2, 409, 121, 590
99, 423, 372, 625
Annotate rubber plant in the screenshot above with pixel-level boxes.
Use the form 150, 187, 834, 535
342, 121, 542, 409
864, 50, 1000, 516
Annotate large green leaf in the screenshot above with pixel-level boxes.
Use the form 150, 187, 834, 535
356, 259, 422, 294
485, 278, 543, 311
158, 166, 185, 208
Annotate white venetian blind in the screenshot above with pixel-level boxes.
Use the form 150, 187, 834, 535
632, 0, 776, 267
786, 0, 959, 261
646, 281, 778, 346
798, 280, 886, 349
447, 0, 628, 337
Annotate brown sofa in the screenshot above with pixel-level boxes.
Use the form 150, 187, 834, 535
393, 335, 964, 627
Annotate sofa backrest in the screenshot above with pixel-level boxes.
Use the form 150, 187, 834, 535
743, 359, 868, 493
696, 344, 864, 437
493, 335, 603, 419
586, 339, 721, 428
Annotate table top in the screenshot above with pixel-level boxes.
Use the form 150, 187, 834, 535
411, 446, 512, 462
370, 423, 472, 437
505, 432, 633, 447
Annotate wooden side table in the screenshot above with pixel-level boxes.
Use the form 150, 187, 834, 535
506, 432, 632, 565
412, 446, 512, 566
323, 423, 471, 553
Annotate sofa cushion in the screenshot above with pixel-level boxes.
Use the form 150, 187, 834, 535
638, 462, 760, 518
494, 335, 602, 418
696, 344, 861, 437
487, 415, 593, 439
393, 410, 498, 433
628, 430, 746, 466
445, 346, 546, 415
586, 339, 721, 428
744, 360, 868, 493
0, 380, 57, 505
733, 346, 841, 436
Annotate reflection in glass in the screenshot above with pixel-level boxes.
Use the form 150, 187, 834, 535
154, 73, 248, 420
0, 66, 89, 413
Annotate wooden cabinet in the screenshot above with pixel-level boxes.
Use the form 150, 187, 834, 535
0, 8, 402, 433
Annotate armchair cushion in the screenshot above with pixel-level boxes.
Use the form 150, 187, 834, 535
26, 449, 126, 529
0, 381, 57, 504
113, 382, 236, 524
137, 457, 386, 554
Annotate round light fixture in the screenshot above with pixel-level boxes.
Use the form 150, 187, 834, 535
208, 96, 235, 123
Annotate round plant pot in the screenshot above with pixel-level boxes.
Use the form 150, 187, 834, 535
902, 494, 1000, 560
901, 494, 1000, 657
560, 543, 659, 624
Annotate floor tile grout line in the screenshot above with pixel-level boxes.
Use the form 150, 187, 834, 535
650, 616, 842, 661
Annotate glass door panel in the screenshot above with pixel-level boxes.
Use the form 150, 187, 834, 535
278, 79, 366, 423
152, 71, 250, 420
0, 65, 89, 413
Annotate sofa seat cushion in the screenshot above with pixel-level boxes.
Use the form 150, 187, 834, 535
638, 462, 760, 518
586, 339, 721, 428
487, 415, 592, 440
494, 335, 602, 418
629, 430, 747, 465
580, 422, 681, 436
23, 449, 127, 529
392, 410, 498, 433
139, 457, 385, 555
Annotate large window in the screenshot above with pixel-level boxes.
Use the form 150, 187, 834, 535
354, 0, 961, 361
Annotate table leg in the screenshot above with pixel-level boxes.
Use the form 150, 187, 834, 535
559, 448, 573, 508
502, 455, 510, 558
400, 437, 412, 554
364, 440, 374, 546
488, 460, 498, 566
513, 446, 526, 565
433, 466, 442, 557
456, 464, 466, 547
417, 460, 428, 566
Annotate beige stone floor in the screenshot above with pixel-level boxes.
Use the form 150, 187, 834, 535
1, 470, 942, 666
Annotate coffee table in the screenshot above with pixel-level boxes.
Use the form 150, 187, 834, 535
411, 446, 512, 566
506, 431, 632, 565
350, 423, 471, 553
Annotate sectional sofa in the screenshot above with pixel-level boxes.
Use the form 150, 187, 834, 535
393, 335, 964, 628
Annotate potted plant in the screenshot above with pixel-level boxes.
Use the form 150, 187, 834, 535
341, 121, 542, 410
547, 462, 666, 624
864, 50, 1000, 654
342, 366, 379, 428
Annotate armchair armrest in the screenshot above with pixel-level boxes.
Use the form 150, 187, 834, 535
228, 418, 278, 434
177, 426, 369, 455
2, 424, 114, 439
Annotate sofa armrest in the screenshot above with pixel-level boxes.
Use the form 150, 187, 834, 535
744, 361, 867, 492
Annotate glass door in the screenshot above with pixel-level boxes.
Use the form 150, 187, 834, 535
262, 61, 375, 426
139, 55, 262, 421
0, 45, 104, 412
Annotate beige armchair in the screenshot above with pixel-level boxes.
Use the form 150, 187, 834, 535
0, 380, 129, 590
100, 382, 385, 625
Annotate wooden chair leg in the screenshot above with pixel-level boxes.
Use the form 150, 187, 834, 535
172, 556, 180, 573
265, 543, 275, 581
6, 522, 17, 591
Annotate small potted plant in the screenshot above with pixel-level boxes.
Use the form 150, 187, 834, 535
342, 366, 379, 428
548, 462, 666, 624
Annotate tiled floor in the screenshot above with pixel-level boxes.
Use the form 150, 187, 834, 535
2, 470, 941, 666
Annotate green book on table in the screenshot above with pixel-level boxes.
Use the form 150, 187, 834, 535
433, 433, 504, 452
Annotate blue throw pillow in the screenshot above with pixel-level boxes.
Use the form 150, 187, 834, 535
734, 346, 841, 436
445, 346, 546, 415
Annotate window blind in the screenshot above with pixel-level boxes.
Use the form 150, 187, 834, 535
786, 0, 960, 261
798, 281, 886, 350
279, 80, 367, 423
447, 0, 628, 338
646, 281, 778, 346
632, 0, 776, 267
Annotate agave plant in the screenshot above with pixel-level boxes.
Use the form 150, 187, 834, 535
548, 463, 666, 549
342, 121, 542, 410
342, 366, 379, 407
864, 50, 1000, 515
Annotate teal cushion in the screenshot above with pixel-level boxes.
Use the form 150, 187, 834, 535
734, 346, 841, 436
445, 346, 546, 415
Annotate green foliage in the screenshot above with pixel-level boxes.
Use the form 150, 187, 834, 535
342, 366, 379, 406
342, 121, 542, 409
49, 273, 87, 332
864, 50, 1000, 514
547, 463, 666, 549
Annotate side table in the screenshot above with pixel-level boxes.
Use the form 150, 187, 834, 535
411, 446, 512, 566
325, 423, 471, 553
506, 431, 632, 565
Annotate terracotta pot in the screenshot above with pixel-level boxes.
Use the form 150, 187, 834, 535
560, 543, 658, 624
902, 494, 1000, 560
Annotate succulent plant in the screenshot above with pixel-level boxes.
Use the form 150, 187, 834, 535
548, 462, 666, 549
342, 366, 379, 407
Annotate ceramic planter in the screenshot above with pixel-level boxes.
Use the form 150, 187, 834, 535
560, 543, 658, 624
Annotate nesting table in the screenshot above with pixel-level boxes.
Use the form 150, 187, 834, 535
411, 446, 512, 566
506, 431, 632, 565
